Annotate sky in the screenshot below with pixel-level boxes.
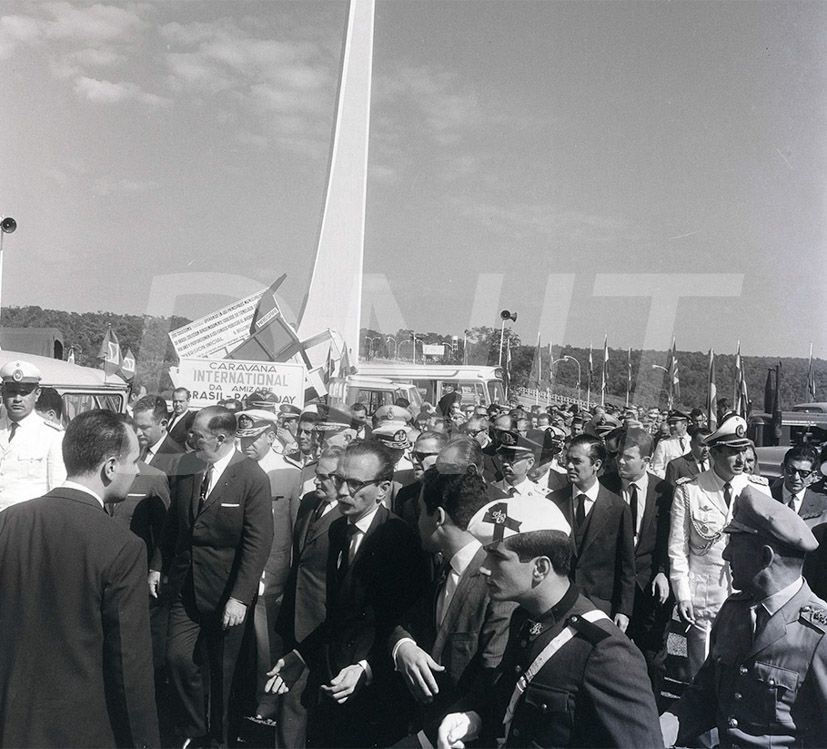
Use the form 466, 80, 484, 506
0, 0, 824, 359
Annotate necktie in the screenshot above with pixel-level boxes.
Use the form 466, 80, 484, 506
199, 465, 213, 511
507, 486, 518, 497
575, 493, 586, 529
338, 524, 360, 579
787, 493, 797, 510
436, 565, 459, 627
698, 460, 707, 473
679, 437, 686, 452
313, 499, 331, 523
8, 422, 18, 442
628, 484, 639, 537
140, 446, 150, 462
723, 482, 732, 508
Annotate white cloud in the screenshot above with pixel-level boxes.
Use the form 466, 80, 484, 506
42, 2, 145, 42
74, 75, 168, 107
93, 177, 158, 196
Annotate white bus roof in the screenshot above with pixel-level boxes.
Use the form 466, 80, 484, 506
0, 350, 129, 391
355, 363, 503, 380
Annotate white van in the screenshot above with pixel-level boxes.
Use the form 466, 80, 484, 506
354, 363, 505, 407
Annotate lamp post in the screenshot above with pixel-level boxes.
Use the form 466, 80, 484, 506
364, 335, 380, 359
385, 335, 397, 360
0, 217, 17, 313
564, 355, 582, 403
498, 310, 517, 367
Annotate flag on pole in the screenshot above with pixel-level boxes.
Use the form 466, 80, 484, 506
706, 349, 718, 432
807, 342, 816, 402
119, 348, 136, 382
587, 343, 593, 408
600, 335, 608, 406
97, 326, 122, 376
505, 336, 512, 396
772, 362, 783, 442
734, 341, 749, 418
324, 344, 335, 383
626, 347, 632, 407
666, 337, 680, 409
337, 344, 354, 378
67, 348, 75, 365
536, 332, 542, 386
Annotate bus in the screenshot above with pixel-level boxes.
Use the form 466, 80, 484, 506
353, 363, 505, 407
0, 350, 129, 424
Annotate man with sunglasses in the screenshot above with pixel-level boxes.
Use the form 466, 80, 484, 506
266, 441, 429, 747
769, 445, 825, 527
393, 430, 448, 525
0, 359, 66, 512
491, 430, 548, 500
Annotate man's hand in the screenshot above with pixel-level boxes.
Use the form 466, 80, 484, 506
651, 572, 670, 605
148, 570, 161, 599
437, 711, 482, 749
320, 664, 365, 704
395, 641, 446, 703
222, 597, 247, 630
613, 613, 629, 633
265, 650, 305, 694
677, 599, 696, 625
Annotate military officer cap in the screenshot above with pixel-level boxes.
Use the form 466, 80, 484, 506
468, 496, 571, 546
278, 404, 302, 422
373, 404, 413, 425
724, 486, 818, 552
0, 360, 42, 386
315, 404, 353, 433
236, 409, 279, 437
667, 409, 690, 423
705, 413, 750, 448
594, 413, 621, 436
244, 389, 278, 412
496, 429, 537, 456
371, 423, 413, 450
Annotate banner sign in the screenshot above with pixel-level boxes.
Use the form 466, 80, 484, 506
169, 358, 305, 408
168, 291, 263, 360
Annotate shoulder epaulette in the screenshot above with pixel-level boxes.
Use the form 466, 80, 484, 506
748, 475, 769, 486
43, 419, 63, 431
799, 605, 827, 631
568, 613, 611, 646
675, 476, 695, 487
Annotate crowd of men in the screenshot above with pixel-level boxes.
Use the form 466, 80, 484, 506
2, 356, 827, 748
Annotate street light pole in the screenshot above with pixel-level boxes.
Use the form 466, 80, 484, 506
564, 356, 582, 403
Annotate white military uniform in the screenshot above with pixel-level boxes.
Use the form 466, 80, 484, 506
669, 468, 770, 676
651, 435, 690, 477
493, 476, 549, 499
0, 411, 66, 512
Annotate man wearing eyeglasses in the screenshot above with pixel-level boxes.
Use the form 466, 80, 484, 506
491, 430, 548, 500
770, 445, 826, 527
266, 441, 429, 747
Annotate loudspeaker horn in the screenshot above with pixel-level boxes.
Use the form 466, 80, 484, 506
500, 309, 517, 322
1, 217, 17, 234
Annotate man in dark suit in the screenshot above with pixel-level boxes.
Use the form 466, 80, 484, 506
600, 427, 674, 707
167, 387, 196, 449
664, 425, 711, 485
267, 441, 428, 747
549, 433, 636, 629
150, 405, 273, 747
390, 469, 516, 743
272, 446, 344, 748
393, 430, 448, 524
0, 409, 159, 748
770, 444, 827, 527
132, 394, 184, 484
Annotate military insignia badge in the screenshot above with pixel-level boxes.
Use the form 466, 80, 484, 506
735, 424, 745, 437
529, 622, 543, 637
394, 429, 408, 442
238, 415, 254, 430
12, 368, 23, 382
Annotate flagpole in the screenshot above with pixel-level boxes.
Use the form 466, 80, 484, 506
626, 346, 631, 408
808, 341, 815, 402
587, 343, 592, 410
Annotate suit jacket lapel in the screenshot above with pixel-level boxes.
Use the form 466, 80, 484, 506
798, 490, 820, 520
747, 583, 810, 658
637, 479, 659, 550
432, 548, 485, 658
579, 488, 610, 555
304, 502, 341, 549
199, 452, 241, 515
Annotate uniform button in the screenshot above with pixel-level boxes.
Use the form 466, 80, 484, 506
734, 693, 742, 701
520, 641, 527, 648
728, 718, 738, 728
768, 678, 776, 687
802, 606, 811, 613
512, 729, 520, 737
515, 665, 522, 674
739, 666, 748, 675
540, 703, 548, 713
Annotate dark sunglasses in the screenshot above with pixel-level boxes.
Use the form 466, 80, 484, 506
412, 451, 440, 462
